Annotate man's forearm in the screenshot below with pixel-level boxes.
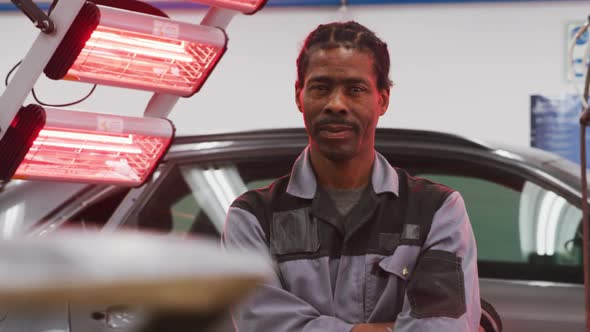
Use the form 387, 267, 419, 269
351, 322, 395, 332
353, 321, 486, 332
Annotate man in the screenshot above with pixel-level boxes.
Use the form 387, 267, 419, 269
222, 21, 480, 331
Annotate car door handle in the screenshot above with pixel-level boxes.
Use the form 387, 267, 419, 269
92, 305, 143, 329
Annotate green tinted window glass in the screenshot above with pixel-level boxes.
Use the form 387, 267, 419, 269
247, 179, 275, 190
419, 174, 582, 269
420, 174, 523, 262
170, 195, 201, 233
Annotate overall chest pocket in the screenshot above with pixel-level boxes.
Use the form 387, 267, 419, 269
269, 208, 320, 257
364, 245, 421, 322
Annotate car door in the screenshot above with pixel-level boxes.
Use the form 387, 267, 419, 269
379, 146, 585, 332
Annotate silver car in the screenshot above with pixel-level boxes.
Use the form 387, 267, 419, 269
0, 128, 584, 331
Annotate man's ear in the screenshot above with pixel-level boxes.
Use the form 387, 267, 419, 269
295, 83, 303, 113
378, 88, 390, 116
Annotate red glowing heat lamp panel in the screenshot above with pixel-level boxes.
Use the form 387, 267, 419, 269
188, 0, 267, 14
13, 108, 174, 186
46, 4, 227, 97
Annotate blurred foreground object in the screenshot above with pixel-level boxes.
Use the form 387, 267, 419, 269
0, 230, 272, 331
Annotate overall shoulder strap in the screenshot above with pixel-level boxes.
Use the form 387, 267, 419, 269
395, 168, 454, 246
232, 174, 310, 247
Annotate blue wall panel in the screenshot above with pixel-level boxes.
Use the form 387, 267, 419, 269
0, 0, 573, 11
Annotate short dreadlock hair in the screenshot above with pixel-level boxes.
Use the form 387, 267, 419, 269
296, 21, 392, 91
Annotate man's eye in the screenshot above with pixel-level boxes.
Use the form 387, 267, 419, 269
349, 86, 366, 94
310, 85, 328, 91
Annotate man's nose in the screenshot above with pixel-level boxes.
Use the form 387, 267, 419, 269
323, 89, 348, 114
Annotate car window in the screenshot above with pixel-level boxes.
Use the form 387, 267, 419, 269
124, 159, 293, 238
64, 187, 131, 232
418, 173, 582, 284
420, 174, 523, 262
421, 174, 582, 266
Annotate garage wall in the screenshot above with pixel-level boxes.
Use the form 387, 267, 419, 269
0, 0, 586, 146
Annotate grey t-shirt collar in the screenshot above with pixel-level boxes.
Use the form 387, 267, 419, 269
286, 145, 400, 199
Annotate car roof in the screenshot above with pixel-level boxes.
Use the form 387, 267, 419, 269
169, 127, 585, 200
170, 127, 567, 168
1, 127, 584, 200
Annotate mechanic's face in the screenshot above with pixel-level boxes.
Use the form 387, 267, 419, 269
296, 47, 389, 162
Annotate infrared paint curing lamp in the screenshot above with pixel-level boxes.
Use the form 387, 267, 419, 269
186, 0, 268, 15
0, 104, 174, 186
44, 2, 228, 97
0, 0, 267, 187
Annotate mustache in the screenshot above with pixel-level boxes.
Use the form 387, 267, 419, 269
313, 117, 360, 132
